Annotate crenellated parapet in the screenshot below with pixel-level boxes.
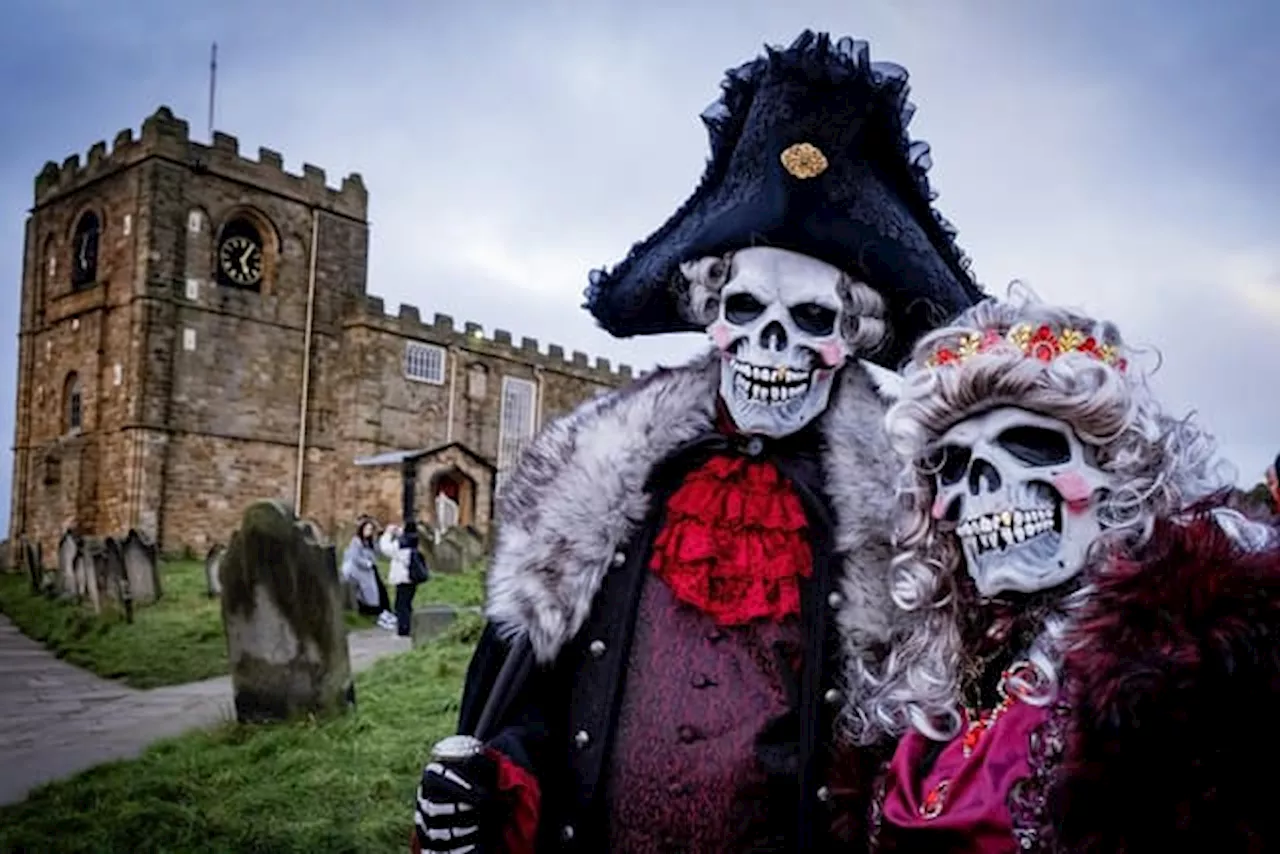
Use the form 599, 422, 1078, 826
347, 295, 634, 385
33, 106, 368, 220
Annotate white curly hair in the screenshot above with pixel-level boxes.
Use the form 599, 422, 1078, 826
848, 285, 1232, 745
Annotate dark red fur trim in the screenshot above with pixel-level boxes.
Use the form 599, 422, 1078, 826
1053, 510, 1280, 852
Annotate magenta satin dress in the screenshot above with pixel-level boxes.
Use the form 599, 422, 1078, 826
877, 696, 1050, 853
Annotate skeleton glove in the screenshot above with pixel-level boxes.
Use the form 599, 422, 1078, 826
414, 750, 504, 854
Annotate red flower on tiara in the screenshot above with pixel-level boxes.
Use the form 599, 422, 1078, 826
925, 323, 1127, 372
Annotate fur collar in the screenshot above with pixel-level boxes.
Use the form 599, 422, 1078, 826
485, 349, 901, 692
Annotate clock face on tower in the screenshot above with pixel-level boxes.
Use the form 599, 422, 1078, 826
218, 234, 264, 287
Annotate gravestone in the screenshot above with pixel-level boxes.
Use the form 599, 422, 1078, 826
122, 529, 162, 603
441, 526, 487, 570
220, 500, 354, 723
100, 537, 132, 622
298, 518, 328, 546
410, 604, 459, 647
72, 542, 102, 614
430, 537, 465, 575
57, 530, 80, 598
22, 539, 42, 594
205, 543, 225, 598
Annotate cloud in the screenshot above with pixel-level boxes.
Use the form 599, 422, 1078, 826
0, 0, 1277, 529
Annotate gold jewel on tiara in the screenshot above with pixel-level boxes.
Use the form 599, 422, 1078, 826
924, 323, 1128, 371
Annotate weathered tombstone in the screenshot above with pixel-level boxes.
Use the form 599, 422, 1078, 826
430, 537, 465, 575
29, 541, 55, 595
121, 529, 162, 603
220, 500, 354, 723
298, 518, 328, 546
22, 539, 41, 594
205, 543, 225, 598
57, 530, 80, 598
99, 537, 132, 622
410, 605, 459, 647
73, 542, 101, 614
441, 526, 487, 570
341, 577, 359, 612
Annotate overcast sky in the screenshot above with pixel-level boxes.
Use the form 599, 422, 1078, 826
1, 0, 1277, 523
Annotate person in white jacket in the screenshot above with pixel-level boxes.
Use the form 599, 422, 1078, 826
378, 523, 426, 637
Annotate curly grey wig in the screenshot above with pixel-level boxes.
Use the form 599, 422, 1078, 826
849, 288, 1231, 744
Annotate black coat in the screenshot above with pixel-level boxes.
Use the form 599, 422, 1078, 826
457, 432, 863, 852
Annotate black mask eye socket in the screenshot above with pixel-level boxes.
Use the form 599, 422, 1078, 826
724, 293, 766, 324
996, 426, 1072, 466
790, 302, 837, 336
926, 444, 972, 486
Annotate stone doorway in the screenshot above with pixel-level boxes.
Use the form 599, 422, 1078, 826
430, 469, 475, 534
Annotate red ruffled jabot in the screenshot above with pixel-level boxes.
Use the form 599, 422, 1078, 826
649, 453, 812, 626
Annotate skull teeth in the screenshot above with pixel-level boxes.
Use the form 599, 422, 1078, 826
956, 505, 1061, 556
731, 360, 812, 405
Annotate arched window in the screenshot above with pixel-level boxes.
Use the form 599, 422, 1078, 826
71, 211, 100, 289
215, 216, 265, 291
64, 372, 82, 434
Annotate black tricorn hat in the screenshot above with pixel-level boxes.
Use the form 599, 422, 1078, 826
584, 31, 986, 366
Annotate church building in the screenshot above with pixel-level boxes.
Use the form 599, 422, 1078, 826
9, 106, 631, 560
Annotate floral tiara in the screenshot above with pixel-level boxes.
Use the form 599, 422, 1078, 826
924, 323, 1128, 372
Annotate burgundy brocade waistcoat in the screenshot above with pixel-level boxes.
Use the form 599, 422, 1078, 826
604, 573, 804, 853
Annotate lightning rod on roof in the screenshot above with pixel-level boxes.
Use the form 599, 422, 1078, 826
207, 42, 218, 141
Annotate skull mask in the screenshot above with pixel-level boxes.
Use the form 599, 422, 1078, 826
929, 407, 1116, 598
700, 247, 850, 437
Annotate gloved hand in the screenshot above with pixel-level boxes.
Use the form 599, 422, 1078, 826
414, 747, 505, 854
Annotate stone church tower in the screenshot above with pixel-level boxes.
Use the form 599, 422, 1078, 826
10, 106, 369, 556
10, 107, 630, 561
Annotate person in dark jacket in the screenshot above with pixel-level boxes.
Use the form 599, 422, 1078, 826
412, 31, 985, 854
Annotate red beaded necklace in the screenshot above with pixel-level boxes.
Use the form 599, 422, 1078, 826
918, 660, 1040, 820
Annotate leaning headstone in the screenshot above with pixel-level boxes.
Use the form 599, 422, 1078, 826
58, 530, 80, 598
28, 541, 54, 596
121, 529, 162, 603
22, 539, 41, 594
410, 605, 459, 647
72, 541, 102, 614
99, 537, 132, 621
205, 543, 225, 598
220, 500, 354, 723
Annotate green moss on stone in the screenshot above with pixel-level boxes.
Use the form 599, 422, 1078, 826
220, 500, 344, 677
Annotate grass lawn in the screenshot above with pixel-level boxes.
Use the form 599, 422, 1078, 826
0, 615, 485, 854
0, 559, 486, 689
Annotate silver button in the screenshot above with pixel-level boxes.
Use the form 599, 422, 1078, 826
611, 550, 626, 567
824, 688, 842, 705
746, 436, 765, 456
561, 825, 575, 841
589, 639, 606, 658
574, 729, 590, 748
827, 591, 844, 609
816, 786, 831, 802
